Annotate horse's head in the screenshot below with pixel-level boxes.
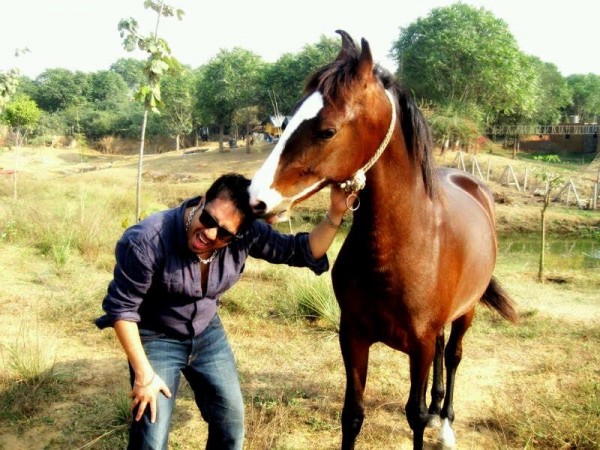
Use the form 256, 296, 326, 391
249, 30, 397, 217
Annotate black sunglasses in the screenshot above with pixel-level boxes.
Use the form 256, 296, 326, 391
198, 208, 239, 241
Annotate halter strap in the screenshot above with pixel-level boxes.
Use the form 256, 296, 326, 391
339, 89, 397, 193
340, 90, 396, 193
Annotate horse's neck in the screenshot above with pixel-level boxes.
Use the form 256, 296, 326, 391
353, 140, 432, 237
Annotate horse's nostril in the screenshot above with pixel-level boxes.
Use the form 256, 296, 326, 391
252, 201, 267, 215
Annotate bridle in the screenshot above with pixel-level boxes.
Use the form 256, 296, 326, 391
338, 89, 397, 209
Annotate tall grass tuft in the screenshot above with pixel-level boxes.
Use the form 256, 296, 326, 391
0, 323, 63, 419
3, 323, 57, 385
292, 272, 340, 333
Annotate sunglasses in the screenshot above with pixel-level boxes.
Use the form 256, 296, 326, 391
198, 208, 239, 241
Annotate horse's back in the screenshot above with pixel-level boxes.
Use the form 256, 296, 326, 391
439, 167, 495, 221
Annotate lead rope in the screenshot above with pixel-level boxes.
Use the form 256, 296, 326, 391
339, 90, 397, 210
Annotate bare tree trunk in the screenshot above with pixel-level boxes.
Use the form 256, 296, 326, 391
136, 109, 149, 222
12, 129, 20, 200
218, 124, 226, 152
538, 197, 550, 283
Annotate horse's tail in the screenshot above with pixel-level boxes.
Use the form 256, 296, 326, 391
481, 277, 518, 323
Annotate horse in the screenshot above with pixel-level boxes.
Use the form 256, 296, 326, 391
248, 30, 518, 450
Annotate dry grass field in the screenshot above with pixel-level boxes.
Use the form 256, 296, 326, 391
0, 142, 599, 449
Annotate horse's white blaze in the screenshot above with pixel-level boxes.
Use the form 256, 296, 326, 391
438, 418, 456, 449
249, 92, 324, 211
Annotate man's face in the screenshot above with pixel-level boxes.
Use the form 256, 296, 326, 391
186, 196, 243, 255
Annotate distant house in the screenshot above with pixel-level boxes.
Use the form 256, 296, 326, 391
259, 115, 290, 137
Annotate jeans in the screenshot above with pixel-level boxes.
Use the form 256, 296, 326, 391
128, 314, 244, 450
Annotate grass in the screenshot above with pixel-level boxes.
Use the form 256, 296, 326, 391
0, 144, 598, 449
0, 322, 66, 424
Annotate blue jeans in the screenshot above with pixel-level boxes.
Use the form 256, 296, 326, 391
128, 314, 244, 450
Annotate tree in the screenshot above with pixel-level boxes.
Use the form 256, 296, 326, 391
0, 69, 20, 113
258, 35, 340, 116
0, 48, 29, 113
527, 57, 572, 125
118, 0, 183, 221
110, 57, 146, 93
531, 156, 564, 283
194, 48, 264, 151
86, 70, 129, 109
29, 68, 89, 112
391, 3, 536, 122
161, 69, 194, 151
565, 73, 600, 123
2, 94, 41, 199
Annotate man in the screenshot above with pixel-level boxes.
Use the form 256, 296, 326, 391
96, 173, 349, 450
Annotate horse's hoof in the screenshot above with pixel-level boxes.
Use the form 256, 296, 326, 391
437, 418, 457, 449
426, 414, 442, 429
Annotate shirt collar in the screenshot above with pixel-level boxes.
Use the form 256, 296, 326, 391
176, 196, 203, 254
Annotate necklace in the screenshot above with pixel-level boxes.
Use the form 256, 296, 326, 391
199, 251, 217, 264
186, 203, 217, 264
185, 205, 199, 231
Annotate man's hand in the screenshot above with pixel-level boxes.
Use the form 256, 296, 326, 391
130, 373, 172, 423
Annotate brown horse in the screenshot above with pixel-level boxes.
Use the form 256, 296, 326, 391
249, 30, 517, 450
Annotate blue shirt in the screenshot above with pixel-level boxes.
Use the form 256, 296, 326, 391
95, 196, 329, 339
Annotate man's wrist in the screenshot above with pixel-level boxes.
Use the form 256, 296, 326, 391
324, 212, 343, 229
134, 372, 156, 388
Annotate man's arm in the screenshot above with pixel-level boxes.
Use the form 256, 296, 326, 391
308, 184, 350, 259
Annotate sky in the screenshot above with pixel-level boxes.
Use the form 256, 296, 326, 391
1, 0, 599, 79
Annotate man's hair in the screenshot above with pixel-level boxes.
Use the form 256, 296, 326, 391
205, 173, 255, 228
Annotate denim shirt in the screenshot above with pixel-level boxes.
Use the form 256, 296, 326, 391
95, 196, 329, 339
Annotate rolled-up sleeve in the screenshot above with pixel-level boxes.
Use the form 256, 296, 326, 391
95, 237, 155, 329
248, 221, 329, 275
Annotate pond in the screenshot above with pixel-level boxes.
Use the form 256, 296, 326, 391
498, 234, 600, 270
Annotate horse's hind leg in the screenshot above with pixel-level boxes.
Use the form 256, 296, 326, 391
427, 329, 445, 428
439, 310, 475, 448
339, 323, 370, 450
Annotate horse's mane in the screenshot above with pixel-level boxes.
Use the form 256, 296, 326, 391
305, 44, 438, 198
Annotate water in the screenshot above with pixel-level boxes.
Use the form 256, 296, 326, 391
498, 234, 600, 270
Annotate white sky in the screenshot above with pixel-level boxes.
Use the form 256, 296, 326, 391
1, 0, 598, 79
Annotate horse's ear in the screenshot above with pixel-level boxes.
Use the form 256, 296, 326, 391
335, 29, 359, 61
357, 38, 374, 80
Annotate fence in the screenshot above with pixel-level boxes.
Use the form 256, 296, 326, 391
451, 151, 600, 210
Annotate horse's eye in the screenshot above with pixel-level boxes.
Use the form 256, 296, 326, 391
317, 128, 336, 140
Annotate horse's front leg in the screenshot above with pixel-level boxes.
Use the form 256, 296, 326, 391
339, 321, 370, 450
406, 339, 436, 450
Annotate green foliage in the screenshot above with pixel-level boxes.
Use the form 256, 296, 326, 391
1, 94, 42, 131
194, 47, 265, 131
117, 3, 183, 114
87, 70, 130, 109
428, 110, 480, 148
160, 69, 194, 142
29, 68, 89, 112
392, 3, 536, 120
565, 73, 600, 122
258, 35, 341, 115
0, 68, 20, 112
110, 57, 146, 92
0, 219, 17, 242
532, 154, 561, 164
526, 56, 573, 125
